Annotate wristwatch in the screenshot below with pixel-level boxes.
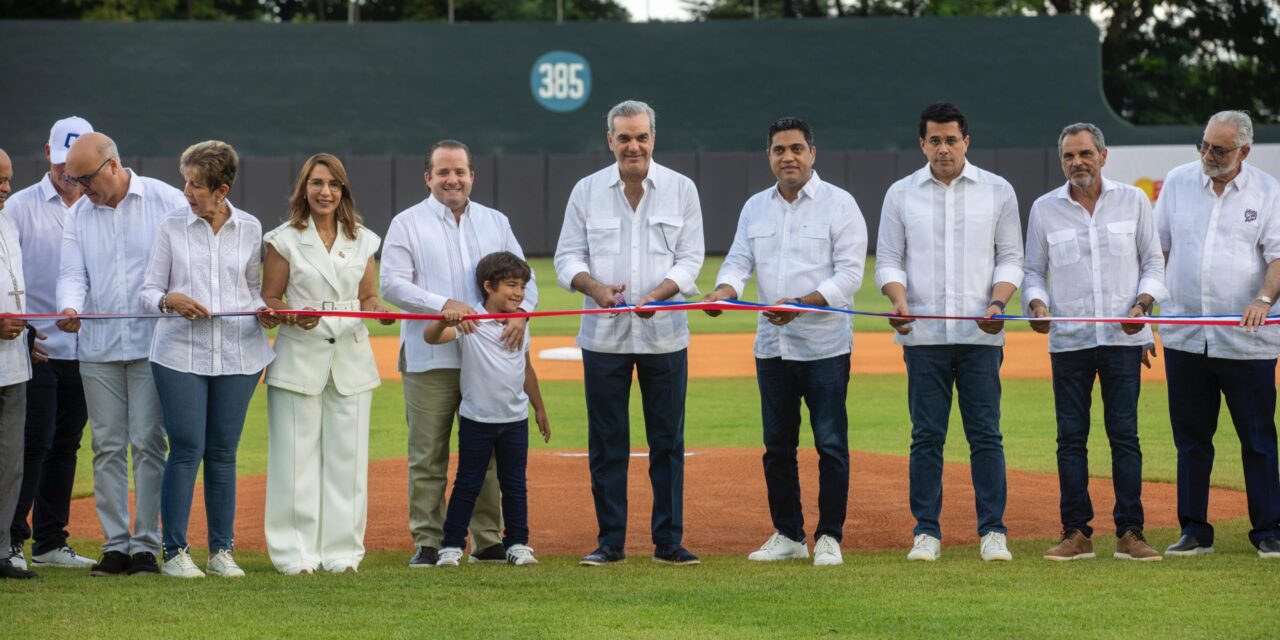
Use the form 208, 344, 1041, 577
1134, 299, 1153, 315
1256, 295, 1274, 306
988, 300, 1007, 312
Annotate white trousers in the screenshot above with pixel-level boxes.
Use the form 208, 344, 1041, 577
81, 360, 167, 555
265, 383, 370, 573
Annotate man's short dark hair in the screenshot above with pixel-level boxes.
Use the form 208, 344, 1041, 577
918, 102, 969, 139
475, 251, 532, 301
767, 117, 814, 149
425, 139, 473, 174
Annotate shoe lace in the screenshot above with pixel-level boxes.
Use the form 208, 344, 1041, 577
176, 551, 197, 571
983, 533, 1007, 552
1060, 529, 1078, 543
214, 551, 240, 569
1128, 531, 1147, 543
510, 546, 534, 559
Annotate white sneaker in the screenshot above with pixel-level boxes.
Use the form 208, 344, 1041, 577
907, 534, 941, 561
32, 546, 97, 568
813, 535, 843, 566
506, 544, 539, 566
207, 550, 246, 578
436, 547, 464, 567
7, 545, 26, 571
747, 532, 809, 561
980, 532, 1013, 562
161, 549, 205, 578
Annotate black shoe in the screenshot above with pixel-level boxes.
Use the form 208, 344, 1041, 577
1258, 537, 1280, 558
0, 558, 37, 579
409, 546, 439, 568
1165, 534, 1214, 556
652, 544, 700, 566
127, 551, 160, 575
90, 550, 131, 577
580, 546, 626, 566
468, 544, 507, 564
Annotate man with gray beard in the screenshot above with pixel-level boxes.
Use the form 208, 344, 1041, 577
1024, 123, 1165, 562
1155, 110, 1280, 558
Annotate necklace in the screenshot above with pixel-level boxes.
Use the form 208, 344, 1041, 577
0, 225, 23, 312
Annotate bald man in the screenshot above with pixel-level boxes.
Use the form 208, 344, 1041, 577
57, 133, 186, 576
0, 148, 38, 579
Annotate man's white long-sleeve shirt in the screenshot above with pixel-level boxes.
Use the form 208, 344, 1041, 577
875, 161, 1024, 347
380, 196, 537, 373
1156, 161, 1280, 360
554, 160, 705, 355
1024, 178, 1167, 352
5, 175, 79, 360
57, 171, 186, 363
716, 172, 867, 361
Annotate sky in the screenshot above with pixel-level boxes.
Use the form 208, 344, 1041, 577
617, 0, 693, 22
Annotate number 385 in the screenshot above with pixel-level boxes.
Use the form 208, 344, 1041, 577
536, 62, 585, 100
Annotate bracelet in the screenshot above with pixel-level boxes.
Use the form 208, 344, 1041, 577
1135, 299, 1153, 315
1255, 295, 1274, 306
159, 294, 170, 314
988, 300, 1006, 312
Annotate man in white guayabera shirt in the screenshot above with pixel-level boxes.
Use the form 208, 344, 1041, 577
702, 117, 866, 567
1155, 110, 1280, 559
554, 100, 705, 567
56, 132, 186, 577
1024, 122, 1166, 563
0, 147, 38, 580
4, 116, 96, 572
876, 102, 1023, 563
381, 139, 538, 568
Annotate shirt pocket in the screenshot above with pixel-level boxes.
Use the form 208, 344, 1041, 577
748, 222, 776, 259
1047, 228, 1081, 267
647, 216, 682, 255
1106, 220, 1137, 257
797, 220, 831, 263
586, 217, 621, 256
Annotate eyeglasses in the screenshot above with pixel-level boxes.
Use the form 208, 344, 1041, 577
67, 158, 111, 189
306, 179, 344, 192
1196, 141, 1243, 161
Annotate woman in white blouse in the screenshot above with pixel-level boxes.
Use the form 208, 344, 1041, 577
140, 140, 278, 579
260, 153, 392, 575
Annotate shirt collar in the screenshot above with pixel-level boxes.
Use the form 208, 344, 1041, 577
426, 195, 468, 220
185, 202, 241, 228
37, 174, 60, 202
607, 161, 659, 190
121, 169, 144, 203
1054, 176, 1119, 202
914, 160, 977, 187
771, 170, 823, 203
1199, 163, 1250, 192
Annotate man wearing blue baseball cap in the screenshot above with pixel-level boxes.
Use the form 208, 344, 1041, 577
4, 116, 97, 571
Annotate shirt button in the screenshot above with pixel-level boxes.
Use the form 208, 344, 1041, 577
326, 338, 336, 344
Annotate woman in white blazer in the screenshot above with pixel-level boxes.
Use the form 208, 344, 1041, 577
260, 153, 393, 575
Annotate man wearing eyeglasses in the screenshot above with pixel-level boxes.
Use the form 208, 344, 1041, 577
381, 139, 538, 568
1155, 110, 1280, 559
55, 132, 186, 576
2, 117, 98, 573
875, 102, 1023, 563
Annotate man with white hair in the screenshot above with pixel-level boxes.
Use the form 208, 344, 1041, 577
1156, 110, 1280, 558
57, 132, 186, 576
554, 99, 705, 566
4, 116, 96, 571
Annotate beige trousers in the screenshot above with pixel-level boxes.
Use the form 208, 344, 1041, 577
404, 368, 503, 550
264, 383, 370, 574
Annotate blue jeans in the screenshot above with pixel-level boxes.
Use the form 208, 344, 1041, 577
11, 359, 88, 555
442, 416, 530, 549
1165, 348, 1280, 547
1050, 346, 1144, 538
151, 364, 260, 557
582, 348, 688, 548
903, 345, 1007, 539
756, 353, 850, 543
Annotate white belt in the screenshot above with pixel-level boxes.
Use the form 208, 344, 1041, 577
291, 299, 360, 311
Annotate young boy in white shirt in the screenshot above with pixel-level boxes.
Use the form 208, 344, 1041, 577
425, 251, 551, 566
